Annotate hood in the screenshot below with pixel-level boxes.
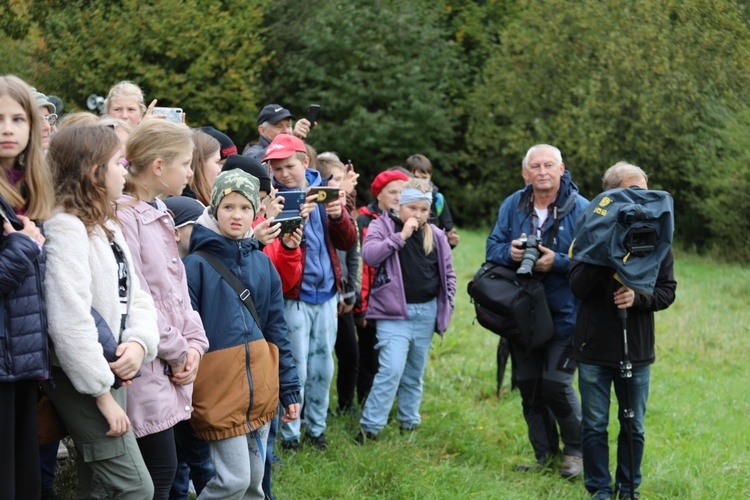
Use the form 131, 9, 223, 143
274, 168, 323, 191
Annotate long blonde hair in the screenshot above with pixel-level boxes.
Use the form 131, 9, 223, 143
0, 75, 54, 221
401, 177, 434, 255
124, 120, 194, 198
189, 129, 220, 205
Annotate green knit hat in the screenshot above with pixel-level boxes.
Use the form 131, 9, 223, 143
210, 169, 260, 217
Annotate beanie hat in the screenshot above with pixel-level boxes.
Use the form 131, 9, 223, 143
263, 134, 306, 162
199, 126, 237, 159
257, 104, 294, 126
30, 87, 56, 114
163, 196, 205, 228
210, 169, 260, 218
370, 170, 409, 197
221, 154, 271, 194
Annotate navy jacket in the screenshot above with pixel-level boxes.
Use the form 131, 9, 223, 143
486, 171, 589, 339
0, 196, 48, 382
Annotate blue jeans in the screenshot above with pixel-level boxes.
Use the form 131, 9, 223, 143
578, 363, 650, 497
169, 420, 215, 499
360, 299, 437, 434
280, 296, 338, 441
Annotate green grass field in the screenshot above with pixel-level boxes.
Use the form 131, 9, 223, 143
273, 228, 750, 499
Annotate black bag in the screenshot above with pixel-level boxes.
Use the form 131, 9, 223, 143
467, 262, 554, 351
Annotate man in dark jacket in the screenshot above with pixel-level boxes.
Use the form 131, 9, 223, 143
486, 144, 588, 478
570, 162, 677, 500
242, 104, 313, 161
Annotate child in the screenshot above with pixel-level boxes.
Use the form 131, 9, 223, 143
43, 125, 160, 497
163, 196, 206, 258
316, 152, 361, 415
184, 129, 221, 206
405, 154, 460, 248
116, 120, 209, 499
0, 74, 54, 498
354, 169, 409, 406
183, 169, 300, 499
357, 178, 456, 441
263, 134, 357, 450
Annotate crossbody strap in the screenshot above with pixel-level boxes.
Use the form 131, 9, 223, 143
194, 250, 263, 330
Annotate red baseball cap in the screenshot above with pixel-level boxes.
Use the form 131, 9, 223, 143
263, 134, 307, 162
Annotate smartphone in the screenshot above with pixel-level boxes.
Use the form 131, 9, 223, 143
345, 159, 354, 173
308, 186, 340, 203
277, 190, 307, 218
306, 104, 320, 127
152, 107, 184, 124
275, 216, 303, 236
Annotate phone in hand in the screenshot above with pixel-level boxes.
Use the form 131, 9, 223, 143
275, 216, 303, 236
306, 104, 320, 127
308, 186, 340, 203
152, 107, 184, 124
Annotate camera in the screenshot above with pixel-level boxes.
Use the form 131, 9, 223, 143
517, 235, 541, 276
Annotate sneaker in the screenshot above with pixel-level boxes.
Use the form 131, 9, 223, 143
515, 461, 545, 472
305, 433, 327, 451
399, 424, 418, 434
559, 455, 583, 478
355, 430, 378, 444
616, 491, 639, 499
280, 439, 299, 452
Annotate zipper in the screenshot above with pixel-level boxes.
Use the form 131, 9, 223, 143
237, 242, 254, 430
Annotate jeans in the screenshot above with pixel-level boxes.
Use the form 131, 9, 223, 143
578, 363, 650, 497
169, 420, 215, 499
360, 299, 437, 434
280, 296, 338, 442
509, 336, 582, 461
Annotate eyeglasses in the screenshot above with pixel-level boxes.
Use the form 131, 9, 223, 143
40, 113, 58, 127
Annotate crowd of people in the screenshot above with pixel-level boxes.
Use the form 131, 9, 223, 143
0, 73, 675, 500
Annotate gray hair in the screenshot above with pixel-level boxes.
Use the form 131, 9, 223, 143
522, 144, 563, 170
602, 161, 648, 190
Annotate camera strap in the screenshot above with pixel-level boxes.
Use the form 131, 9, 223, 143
544, 194, 577, 250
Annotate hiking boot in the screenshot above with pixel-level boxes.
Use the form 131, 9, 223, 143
305, 433, 327, 451
280, 439, 299, 452
559, 454, 583, 478
355, 430, 378, 445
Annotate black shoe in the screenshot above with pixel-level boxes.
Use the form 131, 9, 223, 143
399, 424, 418, 434
280, 439, 299, 452
305, 433, 327, 451
355, 430, 378, 444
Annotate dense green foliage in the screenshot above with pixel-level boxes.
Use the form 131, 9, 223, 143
2, 0, 749, 258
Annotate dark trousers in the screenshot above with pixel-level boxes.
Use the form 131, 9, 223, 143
0, 380, 42, 500
334, 310, 358, 411
355, 319, 378, 407
39, 441, 59, 495
138, 427, 178, 500
510, 336, 582, 461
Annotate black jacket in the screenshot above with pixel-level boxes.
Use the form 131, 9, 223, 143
0, 196, 49, 382
569, 250, 676, 368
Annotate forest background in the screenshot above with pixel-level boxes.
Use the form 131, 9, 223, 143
2, 0, 750, 260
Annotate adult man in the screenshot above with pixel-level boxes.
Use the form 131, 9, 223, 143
569, 162, 677, 499
242, 104, 312, 160
486, 144, 588, 477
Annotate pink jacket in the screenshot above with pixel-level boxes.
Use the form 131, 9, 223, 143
117, 195, 208, 438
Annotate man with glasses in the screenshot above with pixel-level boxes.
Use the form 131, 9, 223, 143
31, 88, 57, 150
242, 104, 313, 161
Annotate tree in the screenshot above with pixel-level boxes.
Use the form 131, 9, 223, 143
464, 0, 750, 245
26, 0, 269, 139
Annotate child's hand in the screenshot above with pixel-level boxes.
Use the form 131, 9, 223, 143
281, 226, 303, 249
400, 217, 419, 240
281, 402, 300, 423
325, 191, 344, 219
109, 342, 145, 382
95, 392, 131, 436
5, 215, 45, 245
447, 228, 460, 247
299, 195, 317, 220
263, 194, 284, 220
171, 348, 201, 386
254, 218, 281, 246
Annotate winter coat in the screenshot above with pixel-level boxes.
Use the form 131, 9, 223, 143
0, 196, 48, 382
361, 214, 456, 336
183, 217, 300, 440
43, 213, 159, 396
570, 251, 676, 368
485, 170, 589, 339
117, 195, 208, 438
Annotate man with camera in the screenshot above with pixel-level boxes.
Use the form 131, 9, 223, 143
485, 144, 589, 477
569, 163, 676, 500
242, 103, 313, 160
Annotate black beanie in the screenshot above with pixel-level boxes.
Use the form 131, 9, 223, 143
221, 154, 272, 194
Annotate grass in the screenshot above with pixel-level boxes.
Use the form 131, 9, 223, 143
54, 229, 750, 498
